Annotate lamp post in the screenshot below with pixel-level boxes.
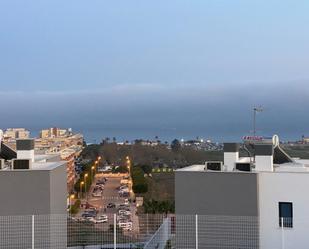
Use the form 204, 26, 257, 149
70, 194, 75, 208
84, 173, 88, 201
80, 181, 84, 199
91, 166, 95, 180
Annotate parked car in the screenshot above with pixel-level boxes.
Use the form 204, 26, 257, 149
119, 192, 129, 198
119, 210, 131, 216
92, 191, 102, 197
118, 221, 133, 231
118, 204, 130, 210
82, 212, 96, 218
94, 215, 108, 224
107, 203, 116, 208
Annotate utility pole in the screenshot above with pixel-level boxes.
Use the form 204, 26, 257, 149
253, 106, 263, 136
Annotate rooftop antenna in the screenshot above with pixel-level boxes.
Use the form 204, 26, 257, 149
253, 106, 263, 136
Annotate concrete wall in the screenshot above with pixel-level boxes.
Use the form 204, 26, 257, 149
0, 164, 66, 216
175, 171, 260, 249
175, 171, 259, 216
0, 170, 51, 215
50, 164, 67, 214
0, 164, 67, 249
259, 172, 309, 249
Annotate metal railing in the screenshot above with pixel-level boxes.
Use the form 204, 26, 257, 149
0, 214, 307, 248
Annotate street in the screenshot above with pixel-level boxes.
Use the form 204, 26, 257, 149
78, 173, 140, 236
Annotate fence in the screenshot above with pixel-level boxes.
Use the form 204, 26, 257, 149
0, 214, 307, 248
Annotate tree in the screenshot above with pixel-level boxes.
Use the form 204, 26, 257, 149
171, 139, 181, 152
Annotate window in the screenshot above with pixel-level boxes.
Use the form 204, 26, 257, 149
279, 202, 293, 228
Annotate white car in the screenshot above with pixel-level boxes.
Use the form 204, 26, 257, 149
119, 188, 129, 194
119, 210, 131, 216
92, 191, 102, 197
118, 221, 133, 231
94, 215, 108, 223
124, 199, 129, 205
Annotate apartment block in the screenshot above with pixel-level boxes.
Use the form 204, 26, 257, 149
3, 128, 30, 140
175, 135, 309, 249
0, 136, 67, 248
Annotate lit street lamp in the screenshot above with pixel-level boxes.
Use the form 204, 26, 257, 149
84, 173, 88, 201
80, 181, 84, 199
91, 166, 95, 179
70, 194, 75, 207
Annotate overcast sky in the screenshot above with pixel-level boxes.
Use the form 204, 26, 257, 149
1, 0, 309, 141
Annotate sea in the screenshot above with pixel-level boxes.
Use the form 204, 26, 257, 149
29, 126, 304, 144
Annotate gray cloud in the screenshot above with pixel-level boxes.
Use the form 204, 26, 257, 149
1, 80, 309, 141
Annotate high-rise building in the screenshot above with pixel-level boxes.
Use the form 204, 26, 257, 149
4, 128, 30, 140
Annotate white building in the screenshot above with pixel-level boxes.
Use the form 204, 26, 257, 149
175, 135, 309, 249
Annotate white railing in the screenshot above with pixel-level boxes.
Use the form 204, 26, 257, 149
0, 214, 306, 248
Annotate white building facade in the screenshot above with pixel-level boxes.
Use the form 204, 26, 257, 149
176, 135, 309, 249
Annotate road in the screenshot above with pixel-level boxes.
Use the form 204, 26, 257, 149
79, 174, 140, 236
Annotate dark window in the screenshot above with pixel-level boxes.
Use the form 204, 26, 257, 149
13, 160, 30, 169
279, 202, 293, 228
206, 162, 221, 171
235, 163, 251, 172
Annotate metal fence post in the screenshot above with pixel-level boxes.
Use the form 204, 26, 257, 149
195, 214, 198, 249
32, 215, 35, 249
114, 214, 117, 249
281, 217, 285, 249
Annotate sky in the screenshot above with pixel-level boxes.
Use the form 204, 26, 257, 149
0, 0, 309, 142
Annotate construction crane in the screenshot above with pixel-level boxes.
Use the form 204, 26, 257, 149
253, 106, 263, 136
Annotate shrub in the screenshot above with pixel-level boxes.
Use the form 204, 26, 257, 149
132, 167, 148, 194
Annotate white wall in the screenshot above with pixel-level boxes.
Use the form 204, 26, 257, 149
17, 150, 35, 162
259, 172, 309, 249
224, 152, 239, 171
255, 155, 273, 172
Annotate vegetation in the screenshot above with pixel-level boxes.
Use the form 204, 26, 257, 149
69, 199, 81, 215
143, 199, 175, 214
74, 162, 96, 194
112, 165, 129, 173
132, 166, 148, 193
144, 172, 175, 201
282, 144, 309, 159
81, 142, 223, 169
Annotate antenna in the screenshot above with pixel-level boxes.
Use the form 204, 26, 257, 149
253, 106, 263, 136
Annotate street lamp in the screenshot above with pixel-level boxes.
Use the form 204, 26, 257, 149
84, 173, 88, 200
91, 166, 95, 179
98, 156, 102, 161
70, 194, 75, 207
80, 181, 84, 199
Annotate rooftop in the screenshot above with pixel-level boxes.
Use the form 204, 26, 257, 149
178, 135, 309, 173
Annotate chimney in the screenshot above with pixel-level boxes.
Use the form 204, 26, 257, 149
16, 139, 35, 163
224, 143, 239, 171
254, 144, 274, 172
